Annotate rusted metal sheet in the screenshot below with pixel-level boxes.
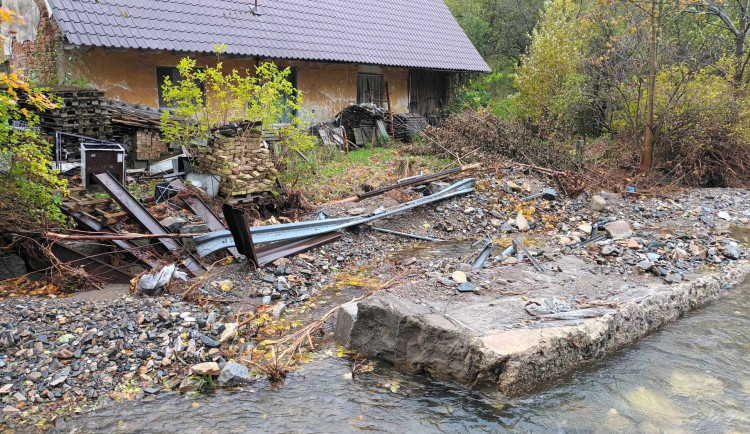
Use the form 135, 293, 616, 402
171, 179, 242, 260
65, 209, 161, 269
222, 204, 259, 266
222, 204, 341, 268
255, 232, 341, 267
94, 172, 204, 276
50, 242, 134, 284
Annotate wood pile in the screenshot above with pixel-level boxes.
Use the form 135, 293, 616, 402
198, 130, 278, 196
36, 87, 112, 138
107, 100, 164, 131
334, 103, 392, 148
135, 130, 167, 161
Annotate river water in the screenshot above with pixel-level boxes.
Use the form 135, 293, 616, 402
59, 281, 750, 433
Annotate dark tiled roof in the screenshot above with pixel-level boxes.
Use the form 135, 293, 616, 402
47, 0, 490, 72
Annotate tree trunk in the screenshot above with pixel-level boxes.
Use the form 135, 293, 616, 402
641, 0, 659, 172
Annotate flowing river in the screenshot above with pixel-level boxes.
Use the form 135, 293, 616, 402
58, 281, 750, 433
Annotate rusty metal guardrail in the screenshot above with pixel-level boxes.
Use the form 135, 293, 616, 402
194, 178, 475, 257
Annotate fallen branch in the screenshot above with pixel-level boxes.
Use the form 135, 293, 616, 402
39, 232, 208, 241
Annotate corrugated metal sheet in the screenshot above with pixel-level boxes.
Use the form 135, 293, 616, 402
47, 0, 491, 72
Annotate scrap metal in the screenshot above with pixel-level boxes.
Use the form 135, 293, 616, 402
194, 178, 476, 257
222, 204, 341, 268
357, 165, 478, 200
94, 172, 204, 276
50, 242, 134, 284
471, 239, 494, 270
170, 179, 242, 260
65, 209, 161, 269
512, 238, 546, 273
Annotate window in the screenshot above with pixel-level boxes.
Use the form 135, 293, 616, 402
279, 67, 298, 124
156, 66, 206, 109
357, 73, 385, 106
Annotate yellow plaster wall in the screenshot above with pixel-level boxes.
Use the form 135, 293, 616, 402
71, 47, 410, 123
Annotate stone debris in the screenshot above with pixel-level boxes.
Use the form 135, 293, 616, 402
217, 362, 249, 386
589, 195, 607, 211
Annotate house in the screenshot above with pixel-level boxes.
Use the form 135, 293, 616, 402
5, 0, 489, 123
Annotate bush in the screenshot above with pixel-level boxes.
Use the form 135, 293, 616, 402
0, 69, 68, 232
418, 109, 575, 170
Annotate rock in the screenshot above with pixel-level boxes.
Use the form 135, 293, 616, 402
437, 277, 456, 287
159, 217, 187, 232
2, 406, 20, 414
451, 270, 467, 284
262, 274, 275, 284
718, 211, 732, 221
577, 223, 593, 235
646, 253, 660, 261
604, 220, 633, 239
457, 282, 476, 292
425, 181, 451, 196
272, 303, 287, 320
197, 334, 220, 348
589, 195, 607, 212
143, 387, 161, 395
634, 261, 653, 273
219, 322, 238, 343
27, 372, 42, 382
516, 213, 530, 231
601, 245, 620, 256
217, 362, 249, 386
500, 222, 513, 233
334, 302, 359, 346
347, 207, 367, 216
722, 242, 741, 260
0, 384, 12, 394
54, 348, 74, 359
216, 280, 233, 291
191, 362, 220, 376
0, 253, 27, 281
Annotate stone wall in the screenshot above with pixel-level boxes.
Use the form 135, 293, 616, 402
198, 131, 277, 196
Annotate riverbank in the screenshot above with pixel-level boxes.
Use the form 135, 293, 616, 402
57, 279, 750, 432
2, 167, 750, 429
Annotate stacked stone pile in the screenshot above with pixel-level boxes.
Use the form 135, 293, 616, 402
199, 129, 278, 196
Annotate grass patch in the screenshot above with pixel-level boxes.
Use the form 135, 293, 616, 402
280, 144, 452, 204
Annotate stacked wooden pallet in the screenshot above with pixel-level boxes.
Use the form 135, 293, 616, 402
37, 87, 113, 138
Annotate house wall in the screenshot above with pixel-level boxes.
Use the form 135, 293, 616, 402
67, 47, 410, 123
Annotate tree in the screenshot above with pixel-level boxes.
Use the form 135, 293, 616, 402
0, 8, 68, 232
160, 56, 315, 153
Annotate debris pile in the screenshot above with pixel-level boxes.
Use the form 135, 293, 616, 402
334, 104, 391, 148
392, 113, 428, 142
198, 131, 278, 197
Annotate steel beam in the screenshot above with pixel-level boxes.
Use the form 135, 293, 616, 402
94, 172, 204, 276
50, 242, 134, 284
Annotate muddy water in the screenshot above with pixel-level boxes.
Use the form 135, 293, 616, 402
59, 282, 750, 433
